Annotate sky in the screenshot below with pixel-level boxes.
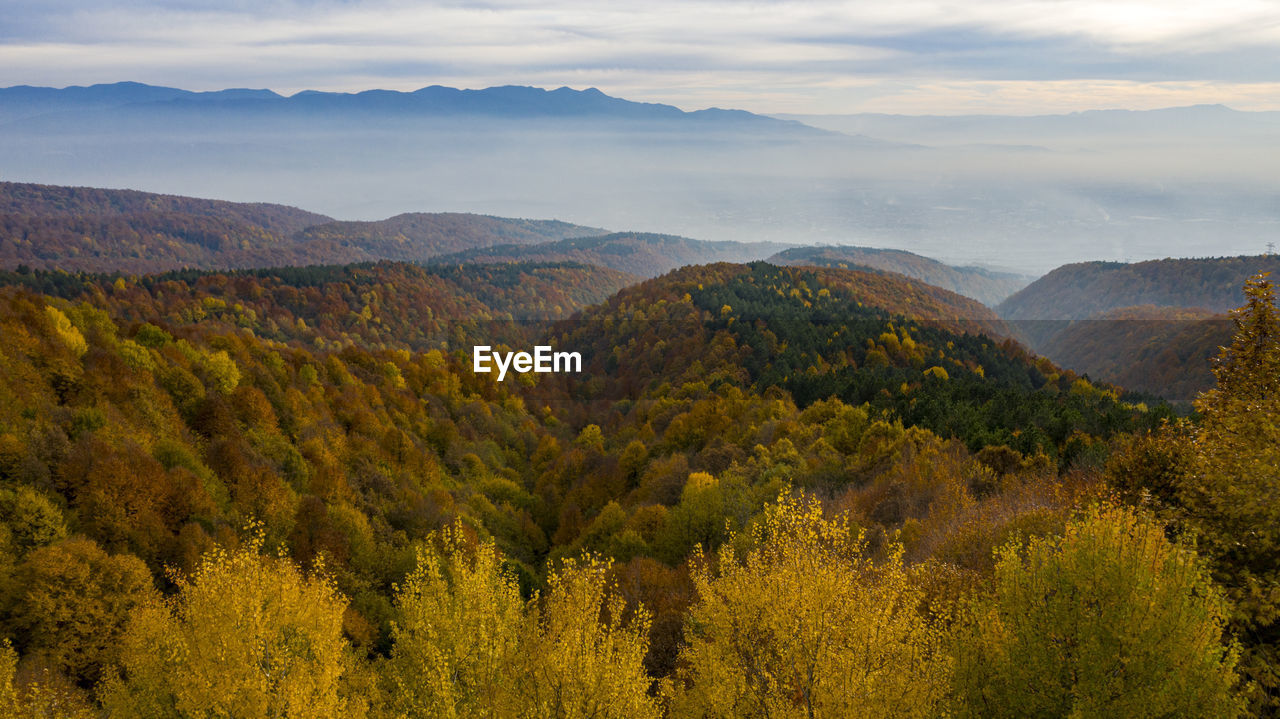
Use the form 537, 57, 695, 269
1, 0, 1279, 115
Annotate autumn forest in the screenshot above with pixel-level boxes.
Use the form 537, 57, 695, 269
1, 182, 1278, 718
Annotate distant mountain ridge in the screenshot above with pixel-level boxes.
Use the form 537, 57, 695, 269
0, 81, 824, 133
5, 84, 1272, 271
430, 233, 791, 278
768, 245, 1031, 306
776, 104, 1280, 147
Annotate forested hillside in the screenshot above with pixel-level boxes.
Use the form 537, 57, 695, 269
0, 257, 1274, 717
769, 245, 1031, 306
0, 261, 636, 351
0, 181, 331, 234
545, 263, 1157, 460
291, 213, 606, 262
1, 181, 792, 282
998, 255, 1280, 322
1037, 305, 1230, 400
430, 233, 789, 278
0, 182, 604, 273
995, 255, 1278, 400
0, 182, 334, 273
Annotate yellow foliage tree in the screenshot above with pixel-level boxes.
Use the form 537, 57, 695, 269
202, 349, 241, 394
952, 506, 1242, 718
666, 493, 949, 718
1108, 274, 1280, 710
0, 641, 96, 719
384, 524, 658, 719
44, 305, 87, 357
385, 524, 524, 718
0, 645, 14, 715
517, 555, 658, 719
101, 534, 363, 718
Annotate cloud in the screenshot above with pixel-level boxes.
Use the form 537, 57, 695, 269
2, 0, 1278, 113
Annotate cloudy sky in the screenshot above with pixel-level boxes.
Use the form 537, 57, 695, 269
2, 0, 1279, 114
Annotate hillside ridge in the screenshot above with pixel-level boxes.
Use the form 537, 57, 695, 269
769, 244, 1031, 306
0, 181, 606, 273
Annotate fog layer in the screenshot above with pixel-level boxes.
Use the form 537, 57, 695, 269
2, 86, 1276, 274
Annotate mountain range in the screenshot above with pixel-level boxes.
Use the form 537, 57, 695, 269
4, 83, 1276, 272
0, 81, 823, 133
1, 80, 1278, 716
0, 181, 1040, 301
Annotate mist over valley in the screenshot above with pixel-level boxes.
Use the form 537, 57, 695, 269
3, 83, 1276, 275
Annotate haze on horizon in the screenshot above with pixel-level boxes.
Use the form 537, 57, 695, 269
2, 1, 1278, 275
3, 0, 1280, 116
3, 82, 1276, 275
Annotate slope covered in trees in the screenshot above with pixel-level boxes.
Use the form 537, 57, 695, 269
1106, 274, 1280, 711
995, 256, 1279, 400
291, 213, 605, 262
430, 233, 789, 278
0, 261, 637, 351
769, 245, 1031, 306
0, 258, 1265, 716
544, 262, 1164, 461
0, 182, 604, 274
1037, 305, 1231, 400
0, 182, 335, 273
998, 255, 1280, 322
0, 181, 330, 234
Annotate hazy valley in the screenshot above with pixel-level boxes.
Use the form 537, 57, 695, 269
3, 83, 1278, 274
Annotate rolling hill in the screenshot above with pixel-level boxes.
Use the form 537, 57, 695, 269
0, 180, 330, 233
768, 245, 1031, 306
291, 213, 606, 262
0, 260, 637, 352
538, 262, 1160, 456
993, 255, 1279, 400
430, 233, 790, 278
0, 182, 606, 273
998, 256, 1280, 324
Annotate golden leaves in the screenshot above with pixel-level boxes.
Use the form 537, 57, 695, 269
385, 522, 659, 719
668, 493, 949, 718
